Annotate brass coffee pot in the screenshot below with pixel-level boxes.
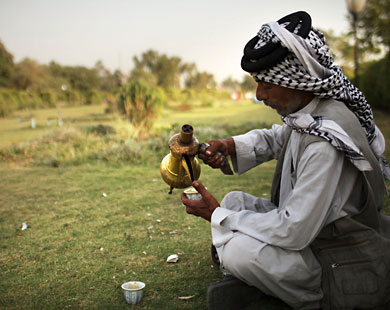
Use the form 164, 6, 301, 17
160, 124, 200, 194
160, 124, 233, 194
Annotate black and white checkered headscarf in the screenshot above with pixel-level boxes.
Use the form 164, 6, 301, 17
241, 11, 389, 177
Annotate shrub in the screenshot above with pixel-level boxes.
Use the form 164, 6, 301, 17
83, 89, 104, 105
360, 55, 390, 111
83, 124, 116, 136
39, 89, 58, 108
0, 90, 18, 117
117, 79, 165, 137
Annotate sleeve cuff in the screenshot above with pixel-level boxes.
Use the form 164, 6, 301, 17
211, 207, 237, 247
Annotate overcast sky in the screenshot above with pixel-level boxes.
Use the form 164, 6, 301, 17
0, 0, 351, 83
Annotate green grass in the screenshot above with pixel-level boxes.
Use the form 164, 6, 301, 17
156, 100, 281, 128
0, 104, 115, 148
0, 100, 280, 148
0, 162, 278, 309
0, 100, 389, 309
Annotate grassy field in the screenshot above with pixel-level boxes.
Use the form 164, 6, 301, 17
0, 100, 281, 148
0, 104, 117, 148
0, 100, 389, 310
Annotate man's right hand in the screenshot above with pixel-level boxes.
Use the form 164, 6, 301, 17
198, 138, 235, 169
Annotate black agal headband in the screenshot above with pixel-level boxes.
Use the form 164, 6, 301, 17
241, 11, 312, 73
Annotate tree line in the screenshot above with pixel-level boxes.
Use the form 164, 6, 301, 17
0, 40, 258, 118
0, 0, 388, 120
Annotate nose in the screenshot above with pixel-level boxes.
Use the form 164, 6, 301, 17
256, 83, 267, 101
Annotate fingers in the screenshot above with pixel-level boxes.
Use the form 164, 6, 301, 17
181, 182, 220, 221
199, 150, 226, 169
192, 180, 206, 196
181, 192, 198, 209
192, 181, 214, 204
192, 181, 220, 210
181, 192, 192, 206
205, 141, 220, 156
200, 153, 225, 166
186, 206, 198, 216
181, 193, 198, 216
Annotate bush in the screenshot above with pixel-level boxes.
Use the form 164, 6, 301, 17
83, 124, 116, 136
360, 55, 390, 111
0, 88, 114, 117
0, 90, 18, 117
117, 79, 165, 137
83, 89, 105, 105
39, 89, 58, 108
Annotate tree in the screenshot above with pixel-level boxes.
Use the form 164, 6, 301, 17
130, 50, 183, 90
222, 77, 240, 93
94, 60, 118, 92
182, 62, 198, 88
129, 64, 157, 87
359, 0, 390, 53
0, 40, 14, 88
45, 62, 100, 92
113, 69, 126, 88
44, 61, 69, 90
63, 66, 99, 92
360, 55, 390, 110
14, 58, 47, 90
186, 71, 216, 89
240, 74, 257, 94
117, 79, 165, 137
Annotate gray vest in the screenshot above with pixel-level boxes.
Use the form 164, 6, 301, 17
270, 99, 390, 309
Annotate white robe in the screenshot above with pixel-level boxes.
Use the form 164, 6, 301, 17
210, 98, 363, 309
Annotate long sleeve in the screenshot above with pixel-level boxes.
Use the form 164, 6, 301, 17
212, 140, 351, 251
231, 124, 287, 175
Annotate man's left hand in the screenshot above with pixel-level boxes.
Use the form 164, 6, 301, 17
181, 181, 220, 222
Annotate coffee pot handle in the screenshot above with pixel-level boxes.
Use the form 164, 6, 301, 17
198, 143, 233, 175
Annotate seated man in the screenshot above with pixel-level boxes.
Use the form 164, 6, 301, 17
181, 11, 390, 310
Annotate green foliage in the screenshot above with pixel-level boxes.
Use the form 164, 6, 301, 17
0, 89, 46, 115
359, 0, 390, 53
240, 74, 257, 94
131, 50, 183, 90
0, 40, 14, 88
0, 41, 126, 114
94, 60, 121, 92
64, 66, 100, 92
117, 80, 165, 136
0, 118, 275, 168
83, 124, 116, 136
130, 50, 217, 92
222, 77, 240, 92
0, 39, 227, 117
0, 89, 18, 117
0, 88, 108, 118
13, 58, 47, 90
185, 71, 216, 90
39, 89, 58, 108
360, 55, 390, 110
84, 89, 104, 105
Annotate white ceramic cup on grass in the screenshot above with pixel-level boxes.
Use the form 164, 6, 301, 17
121, 281, 145, 305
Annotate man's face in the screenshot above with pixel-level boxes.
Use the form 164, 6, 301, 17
256, 81, 312, 116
